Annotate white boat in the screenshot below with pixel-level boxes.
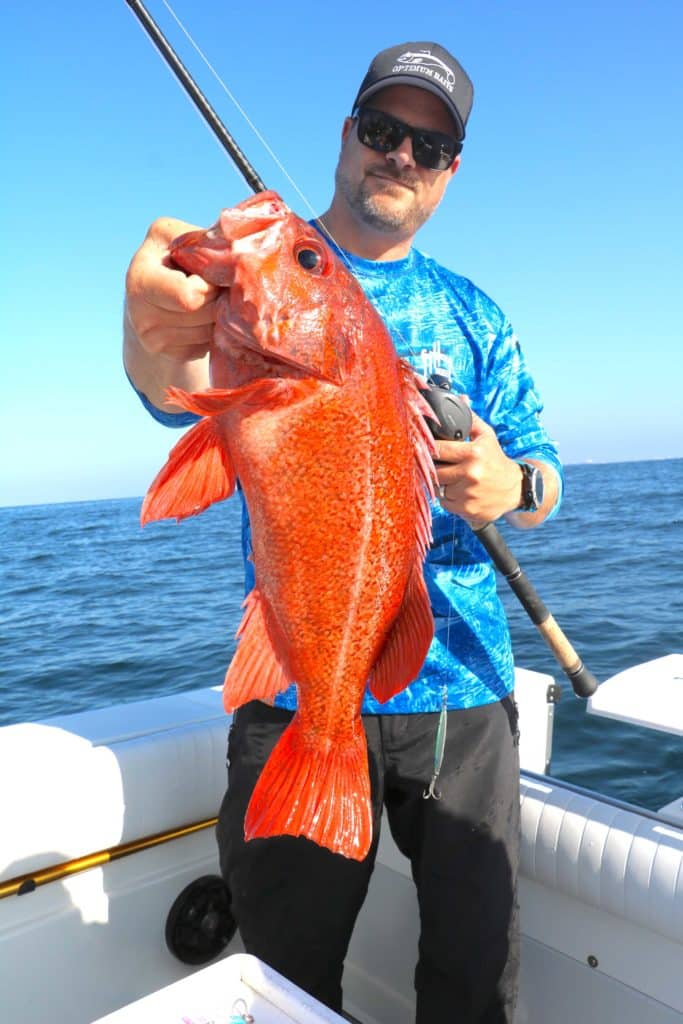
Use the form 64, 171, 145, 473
1, 655, 681, 1023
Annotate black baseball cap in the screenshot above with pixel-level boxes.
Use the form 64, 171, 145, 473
352, 43, 474, 141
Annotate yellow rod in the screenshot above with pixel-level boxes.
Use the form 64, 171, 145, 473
0, 816, 218, 900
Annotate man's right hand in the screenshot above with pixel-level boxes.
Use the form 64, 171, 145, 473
123, 217, 219, 413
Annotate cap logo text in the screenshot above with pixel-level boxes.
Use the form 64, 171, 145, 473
394, 50, 455, 93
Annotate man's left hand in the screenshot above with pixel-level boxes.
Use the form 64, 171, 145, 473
434, 412, 526, 527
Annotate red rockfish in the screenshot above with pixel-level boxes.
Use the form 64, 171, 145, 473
142, 191, 436, 860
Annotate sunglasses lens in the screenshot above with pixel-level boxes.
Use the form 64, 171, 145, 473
413, 130, 459, 171
358, 110, 403, 153
357, 109, 460, 170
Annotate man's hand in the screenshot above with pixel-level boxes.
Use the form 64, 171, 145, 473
434, 411, 558, 529
124, 217, 218, 411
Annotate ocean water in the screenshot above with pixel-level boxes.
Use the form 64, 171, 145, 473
1, 458, 681, 813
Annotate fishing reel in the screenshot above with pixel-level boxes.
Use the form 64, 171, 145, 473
421, 374, 472, 442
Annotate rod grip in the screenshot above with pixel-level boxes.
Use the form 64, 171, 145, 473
536, 615, 599, 697
564, 661, 600, 699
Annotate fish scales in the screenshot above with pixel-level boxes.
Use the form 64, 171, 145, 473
141, 191, 436, 860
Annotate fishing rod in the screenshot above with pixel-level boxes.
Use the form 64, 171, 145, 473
124, 0, 265, 192
123, 0, 598, 699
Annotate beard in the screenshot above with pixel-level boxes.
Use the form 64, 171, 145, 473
335, 163, 433, 235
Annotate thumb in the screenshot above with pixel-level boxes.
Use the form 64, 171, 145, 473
467, 409, 494, 440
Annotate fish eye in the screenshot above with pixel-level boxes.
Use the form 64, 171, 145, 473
294, 240, 331, 276
297, 248, 321, 271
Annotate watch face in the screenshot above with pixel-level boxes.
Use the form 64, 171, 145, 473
531, 466, 544, 509
520, 463, 543, 511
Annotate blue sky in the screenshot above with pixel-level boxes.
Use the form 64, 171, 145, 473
2, 0, 681, 506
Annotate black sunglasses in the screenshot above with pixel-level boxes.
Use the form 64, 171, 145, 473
356, 107, 462, 171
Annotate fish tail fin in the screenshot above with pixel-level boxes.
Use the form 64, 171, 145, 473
245, 717, 372, 861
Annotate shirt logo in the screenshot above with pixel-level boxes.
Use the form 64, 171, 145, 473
418, 339, 454, 380
394, 50, 456, 94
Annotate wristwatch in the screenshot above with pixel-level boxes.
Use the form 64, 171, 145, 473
517, 462, 544, 512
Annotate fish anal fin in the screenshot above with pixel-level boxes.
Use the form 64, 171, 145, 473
141, 417, 236, 525
369, 563, 434, 704
244, 717, 372, 861
222, 589, 291, 712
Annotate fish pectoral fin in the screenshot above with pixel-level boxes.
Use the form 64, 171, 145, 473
164, 380, 292, 417
222, 589, 291, 712
141, 417, 236, 524
369, 563, 434, 704
244, 717, 372, 862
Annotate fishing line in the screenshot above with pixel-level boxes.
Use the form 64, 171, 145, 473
156, 0, 432, 364
151, 1, 437, 374
156, 1, 437, 364
423, 510, 458, 800
159, 0, 323, 225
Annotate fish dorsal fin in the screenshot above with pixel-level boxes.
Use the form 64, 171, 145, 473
141, 414, 236, 524
222, 588, 291, 712
367, 363, 438, 704
369, 560, 434, 704
397, 360, 438, 557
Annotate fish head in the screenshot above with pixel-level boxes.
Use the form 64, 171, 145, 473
170, 191, 355, 387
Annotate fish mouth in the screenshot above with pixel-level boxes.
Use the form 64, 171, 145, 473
171, 194, 289, 284
219, 192, 288, 244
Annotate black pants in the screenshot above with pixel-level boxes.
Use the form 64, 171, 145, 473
217, 698, 520, 1023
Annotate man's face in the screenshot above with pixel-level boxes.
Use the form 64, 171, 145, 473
335, 84, 461, 237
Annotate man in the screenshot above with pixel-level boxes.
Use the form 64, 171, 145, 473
124, 42, 562, 1024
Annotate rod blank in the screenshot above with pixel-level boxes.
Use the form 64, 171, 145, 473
475, 522, 598, 697
124, 0, 266, 193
